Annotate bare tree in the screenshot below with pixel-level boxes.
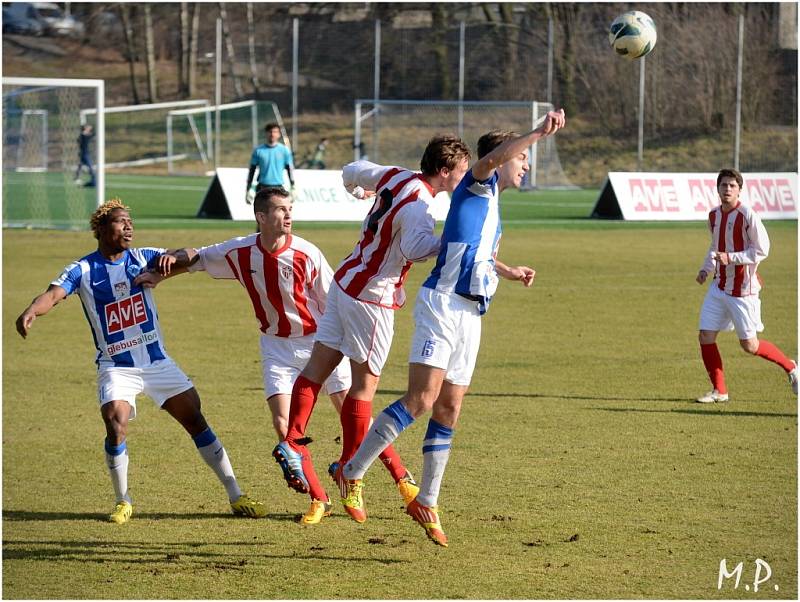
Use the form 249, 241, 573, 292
118, 4, 140, 104
548, 3, 580, 116
482, 2, 520, 98
246, 3, 261, 95
188, 3, 200, 97
430, 5, 452, 98
218, 3, 245, 98
178, 2, 189, 97
143, 4, 158, 102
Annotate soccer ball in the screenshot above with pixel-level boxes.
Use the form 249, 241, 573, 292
609, 11, 657, 59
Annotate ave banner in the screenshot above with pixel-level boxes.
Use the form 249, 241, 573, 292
591, 172, 798, 221
197, 168, 452, 222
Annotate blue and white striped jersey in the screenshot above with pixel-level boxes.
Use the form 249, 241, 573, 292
52, 248, 169, 367
422, 169, 502, 315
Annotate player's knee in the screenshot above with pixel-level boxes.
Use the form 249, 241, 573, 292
698, 330, 716, 345
740, 338, 759, 354
103, 417, 127, 444
404, 392, 437, 418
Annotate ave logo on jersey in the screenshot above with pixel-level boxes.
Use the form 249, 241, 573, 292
105, 292, 148, 333
281, 264, 293, 280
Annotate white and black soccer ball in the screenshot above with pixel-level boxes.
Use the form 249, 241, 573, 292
608, 11, 657, 60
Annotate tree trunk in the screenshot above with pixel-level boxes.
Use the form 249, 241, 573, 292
218, 3, 245, 98
430, 5, 451, 98
179, 2, 189, 97
550, 4, 579, 116
188, 3, 200, 97
143, 4, 158, 103
246, 3, 261, 95
118, 4, 140, 104
498, 3, 519, 97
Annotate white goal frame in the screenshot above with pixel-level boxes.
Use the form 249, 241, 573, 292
80, 99, 208, 168
3, 76, 105, 209
166, 99, 289, 174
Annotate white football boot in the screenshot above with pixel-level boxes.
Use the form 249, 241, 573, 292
696, 389, 729, 404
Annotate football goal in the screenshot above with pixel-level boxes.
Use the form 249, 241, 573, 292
3, 76, 104, 229
80, 99, 209, 169
354, 99, 576, 190
166, 100, 289, 175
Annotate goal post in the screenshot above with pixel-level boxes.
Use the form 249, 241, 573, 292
354, 99, 576, 190
80, 99, 209, 169
166, 100, 289, 175
3, 76, 105, 229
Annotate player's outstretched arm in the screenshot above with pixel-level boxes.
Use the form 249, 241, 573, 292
154, 248, 199, 275
472, 109, 566, 182
342, 160, 388, 196
15, 285, 68, 338
495, 260, 536, 287
134, 248, 197, 288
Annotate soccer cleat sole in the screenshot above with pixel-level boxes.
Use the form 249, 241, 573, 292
272, 447, 309, 494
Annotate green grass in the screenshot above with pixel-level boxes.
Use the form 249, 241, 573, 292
2, 174, 797, 599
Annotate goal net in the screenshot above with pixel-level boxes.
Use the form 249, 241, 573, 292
81, 99, 208, 170
3, 77, 104, 229
14, 109, 48, 172
354, 99, 576, 190
166, 100, 289, 175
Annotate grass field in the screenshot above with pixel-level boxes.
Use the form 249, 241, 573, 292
3, 174, 797, 599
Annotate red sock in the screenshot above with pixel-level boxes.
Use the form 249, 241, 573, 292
301, 452, 328, 502
379, 444, 408, 483
285, 375, 322, 448
340, 396, 372, 464
700, 343, 727, 394
755, 340, 795, 372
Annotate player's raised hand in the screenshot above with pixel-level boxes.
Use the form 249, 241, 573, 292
540, 109, 566, 136
134, 271, 164, 289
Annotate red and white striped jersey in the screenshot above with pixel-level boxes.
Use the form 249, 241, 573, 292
699, 202, 770, 297
189, 233, 332, 337
337, 160, 443, 308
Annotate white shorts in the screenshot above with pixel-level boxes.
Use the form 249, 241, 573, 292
409, 287, 482, 386
314, 283, 394, 376
260, 333, 351, 398
96, 357, 193, 419
699, 284, 764, 340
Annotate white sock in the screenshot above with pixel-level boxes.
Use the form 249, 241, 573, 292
193, 428, 242, 502
105, 439, 131, 504
416, 419, 454, 507
344, 399, 414, 480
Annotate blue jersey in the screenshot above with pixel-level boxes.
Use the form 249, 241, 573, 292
52, 248, 169, 368
423, 169, 502, 315
250, 143, 293, 186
